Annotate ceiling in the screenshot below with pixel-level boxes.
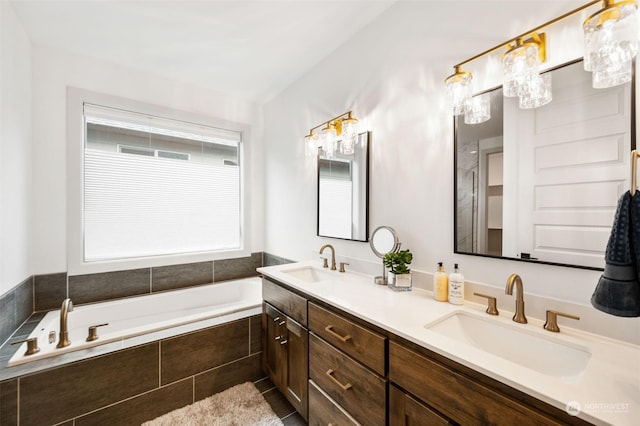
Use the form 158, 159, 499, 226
9, 0, 396, 103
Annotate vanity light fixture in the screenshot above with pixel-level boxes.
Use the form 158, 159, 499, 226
319, 123, 338, 159
304, 111, 359, 159
304, 131, 319, 157
583, 0, 638, 88
502, 33, 547, 98
464, 92, 491, 124
445, 0, 636, 121
445, 65, 473, 115
340, 113, 359, 155
519, 72, 553, 108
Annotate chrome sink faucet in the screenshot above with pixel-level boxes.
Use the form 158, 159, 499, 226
57, 298, 74, 348
505, 274, 527, 324
319, 244, 337, 270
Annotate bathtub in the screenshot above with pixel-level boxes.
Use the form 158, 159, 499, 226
8, 277, 262, 366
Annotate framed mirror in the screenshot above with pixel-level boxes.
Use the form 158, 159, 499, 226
317, 131, 369, 241
455, 59, 635, 270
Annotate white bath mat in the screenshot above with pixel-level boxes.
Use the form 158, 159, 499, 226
142, 382, 283, 426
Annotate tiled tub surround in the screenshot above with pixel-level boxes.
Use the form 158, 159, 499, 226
8, 277, 261, 366
0, 252, 267, 349
0, 314, 264, 425
0, 251, 294, 424
0, 278, 33, 357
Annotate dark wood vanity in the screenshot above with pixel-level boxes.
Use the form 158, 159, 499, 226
261, 276, 592, 425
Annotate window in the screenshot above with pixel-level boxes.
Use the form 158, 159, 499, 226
67, 89, 250, 273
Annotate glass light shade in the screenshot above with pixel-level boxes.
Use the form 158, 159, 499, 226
592, 59, 632, 87
319, 125, 337, 159
445, 69, 473, 115
519, 73, 552, 109
503, 41, 540, 98
340, 117, 358, 155
304, 132, 319, 157
464, 93, 491, 124
583, 2, 638, 74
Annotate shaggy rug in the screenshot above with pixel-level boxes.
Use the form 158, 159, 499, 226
142, 382, 283, 426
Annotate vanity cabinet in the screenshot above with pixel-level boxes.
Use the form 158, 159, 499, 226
262, 279, 308, 420
307, 302, 387, 426
261, 274, 589, 426
389, 384, 449, 426
388, 341, 590, 426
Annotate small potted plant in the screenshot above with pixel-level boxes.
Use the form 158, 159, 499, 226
383, 249, 413, 291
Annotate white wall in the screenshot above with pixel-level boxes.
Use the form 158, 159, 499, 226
263, 1, 640, 334
31, 45, 264, 274
0, 1, 32, 295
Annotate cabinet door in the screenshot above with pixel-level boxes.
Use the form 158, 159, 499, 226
263, 303, 286, 388
389, 384, 450, 426
284, 316, 309, 421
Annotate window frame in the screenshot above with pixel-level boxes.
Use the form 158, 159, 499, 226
67, 87, 251, 275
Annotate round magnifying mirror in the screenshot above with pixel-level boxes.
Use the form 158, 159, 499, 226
370, 226, 400, 285
370, 226, 400, 258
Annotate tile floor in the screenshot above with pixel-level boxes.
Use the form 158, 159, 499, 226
255, 377, 307, 425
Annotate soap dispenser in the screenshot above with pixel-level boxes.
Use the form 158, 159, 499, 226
448, 263, 464, 305
433, 262, 448, 302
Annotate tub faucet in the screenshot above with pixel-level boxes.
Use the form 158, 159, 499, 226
505, 274, 527, 324
319, 244, 336, 270
56, 298, 74, 348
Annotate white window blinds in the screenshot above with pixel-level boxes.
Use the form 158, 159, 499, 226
83, 103, 242, 262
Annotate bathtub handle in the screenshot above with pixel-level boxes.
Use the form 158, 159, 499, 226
11, 337, 40, 356
86, 323, 109, 342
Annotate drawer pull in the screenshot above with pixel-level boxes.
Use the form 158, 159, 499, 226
326, 369, 352, 391
324, 325, 352, 342
280, 339, 288, 345
278, 320, 286, 326
273, 316, 281, 322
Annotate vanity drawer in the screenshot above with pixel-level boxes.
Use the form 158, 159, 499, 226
308, 302, 386, 375
389, 341, 565, 426
309, 380, 359, 426
309, 334, 386, 426
262, 278, 307, 326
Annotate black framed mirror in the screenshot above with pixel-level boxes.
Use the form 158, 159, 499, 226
317, 131, 369, 241
454, 59, 635, 270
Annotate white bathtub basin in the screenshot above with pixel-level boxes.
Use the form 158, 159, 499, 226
281, 266, 337, 283
8, 277, 262, 366
425, 311, 591, 377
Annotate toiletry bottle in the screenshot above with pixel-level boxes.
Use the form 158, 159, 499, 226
448, 263, 464, 305
433, 262, 448, 302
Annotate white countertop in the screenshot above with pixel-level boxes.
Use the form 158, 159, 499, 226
258, 260, 640, 426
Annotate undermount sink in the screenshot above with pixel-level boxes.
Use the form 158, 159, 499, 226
281, 266, 337, 283
425, 311, 591, 377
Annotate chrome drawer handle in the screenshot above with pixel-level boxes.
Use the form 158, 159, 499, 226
326, 369, 352, 391
324, 325, 352, 343
278, 320, 286, 326
280, 339, 288, 345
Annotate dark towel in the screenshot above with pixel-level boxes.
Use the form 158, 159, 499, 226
591, 191, 640, 317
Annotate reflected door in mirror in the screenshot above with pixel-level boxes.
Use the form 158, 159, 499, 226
455, 60, 634, 269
